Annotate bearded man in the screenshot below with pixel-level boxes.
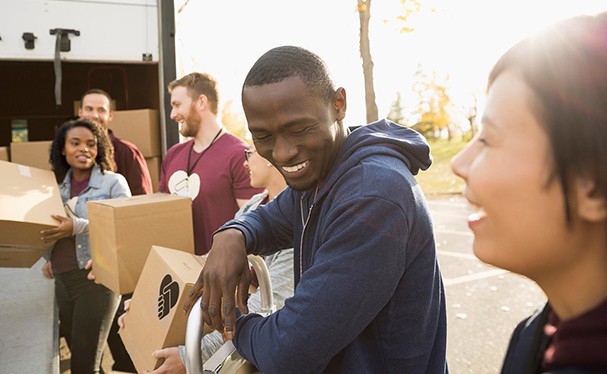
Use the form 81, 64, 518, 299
160, 72, 262, 255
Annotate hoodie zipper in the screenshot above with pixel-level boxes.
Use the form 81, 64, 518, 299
299, 193, 315, 278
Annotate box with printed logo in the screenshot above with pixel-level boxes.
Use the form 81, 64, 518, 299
119, 245, 206, 372
87, 193, 194, 294
0, 160, 64, 267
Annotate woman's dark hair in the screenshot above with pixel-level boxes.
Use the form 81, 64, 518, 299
49, 119, 116, 183
488, 12, 607, 224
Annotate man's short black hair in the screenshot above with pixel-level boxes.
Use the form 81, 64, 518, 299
242, 45, 336, 103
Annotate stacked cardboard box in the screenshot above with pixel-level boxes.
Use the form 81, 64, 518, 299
145, 156, 161, 192
10, 141, 53, 170
0, 147, 9, 161
111, 109, 161, 158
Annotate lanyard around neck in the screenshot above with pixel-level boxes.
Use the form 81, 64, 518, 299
186, 127, 223, 176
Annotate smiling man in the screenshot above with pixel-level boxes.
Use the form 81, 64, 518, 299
159, 72, 262, 255
185, 46, 448, 373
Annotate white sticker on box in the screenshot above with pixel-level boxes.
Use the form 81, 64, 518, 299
18, 165, 32, 177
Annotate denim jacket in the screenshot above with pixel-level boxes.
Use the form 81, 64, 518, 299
51, 165, 131, 269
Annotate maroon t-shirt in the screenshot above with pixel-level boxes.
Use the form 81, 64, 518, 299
51, 176, 89, 274
542, 298, 607, 371
159, 133, 263, 255
109, 129, 153, 196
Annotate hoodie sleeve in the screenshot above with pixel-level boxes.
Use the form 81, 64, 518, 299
232, 194, 410, 373
221, 188, 296, 256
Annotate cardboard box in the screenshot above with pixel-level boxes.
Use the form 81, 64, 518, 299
88, 193, 194, 294
0, 160, 63, 267
145, 156, 161, 193
10, 141, 53, 170
120, 246, 205, 372
0, 147, 8, 161
110, 109, 160, 157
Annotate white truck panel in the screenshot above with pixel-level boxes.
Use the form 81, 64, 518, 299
0, 0, 159, 62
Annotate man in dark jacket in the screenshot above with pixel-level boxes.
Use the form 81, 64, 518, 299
185, 45, 448, 373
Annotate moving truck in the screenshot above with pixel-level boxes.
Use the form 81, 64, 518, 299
0, 2, 180, 370
0, 0, 179, 156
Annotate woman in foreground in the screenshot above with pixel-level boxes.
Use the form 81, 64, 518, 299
42, 119, 131, 373
451, 12, 607, 374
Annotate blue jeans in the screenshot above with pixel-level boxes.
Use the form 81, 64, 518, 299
55, 268, 120, 374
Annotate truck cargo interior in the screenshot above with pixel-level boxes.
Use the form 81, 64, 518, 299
0, 61, 161, 146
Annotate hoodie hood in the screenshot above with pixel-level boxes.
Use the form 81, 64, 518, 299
317, 119, 432, 198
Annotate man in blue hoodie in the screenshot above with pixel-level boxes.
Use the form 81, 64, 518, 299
184, 45, 448, 373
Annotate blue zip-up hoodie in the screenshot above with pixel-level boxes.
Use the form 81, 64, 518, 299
226, 119, 448, 373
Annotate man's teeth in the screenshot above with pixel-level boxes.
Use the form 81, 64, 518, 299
282, 161, 309, 173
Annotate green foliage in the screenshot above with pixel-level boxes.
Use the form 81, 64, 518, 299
411, 121, 435, 139
221, 100, 250, 143
387, 92, 406, 125
415, 137, 468, 196
412, 67, 453, 140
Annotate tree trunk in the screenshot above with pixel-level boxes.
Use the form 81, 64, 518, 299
358, 0, 379, 123
468, 94, 478, 138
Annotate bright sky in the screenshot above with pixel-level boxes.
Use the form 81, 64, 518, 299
174, 0, 605, 129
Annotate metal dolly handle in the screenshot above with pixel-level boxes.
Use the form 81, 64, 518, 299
185, 255, 273, 374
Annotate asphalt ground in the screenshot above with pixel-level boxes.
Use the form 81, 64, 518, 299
0, 259, 59, 374
429, 196, 547, 373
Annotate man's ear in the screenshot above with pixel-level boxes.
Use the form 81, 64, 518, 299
197, 94, 208, 111
108, 111, 113, 122
576, 179, 607, 222
335, 87, 347, 121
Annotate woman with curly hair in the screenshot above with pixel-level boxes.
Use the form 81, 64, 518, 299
41, 118, 131, 373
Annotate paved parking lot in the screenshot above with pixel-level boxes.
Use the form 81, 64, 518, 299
429, 197, 546, 373
0, 259, 58, 374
